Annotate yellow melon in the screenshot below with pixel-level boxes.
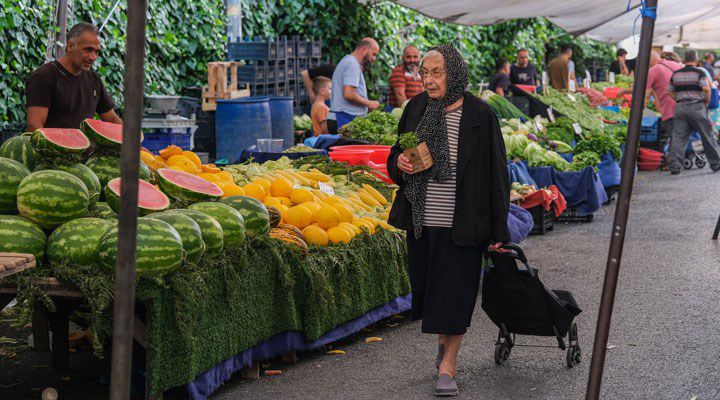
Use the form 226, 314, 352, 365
327, 226, 352, 244
302, 226, 329, 246
331, 203, 354, 223
242, 183, 266, 202
290, 188, 315, 205
316, 206, 341, 230
222, 183, 246, 198
252, 177, 272, 194
182, 151, 202, 168
270, 176, 294, 198
284, 206, 313, 229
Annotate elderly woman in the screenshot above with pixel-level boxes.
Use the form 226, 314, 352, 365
387, 44, 510, 396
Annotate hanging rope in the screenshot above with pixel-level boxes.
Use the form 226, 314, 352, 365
99, 0, 124, 33
627, 0, 657, 41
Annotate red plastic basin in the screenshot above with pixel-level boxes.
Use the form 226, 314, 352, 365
604, 87, 621, 99
637, 161, 661, 171
329, 149, 373, 165
515, 84, 536, 94
639, 148, 663, 158
329, 145, 391, 152
622, 94, 633, 102
369, 148, 391, 164
365, 161, 392, 184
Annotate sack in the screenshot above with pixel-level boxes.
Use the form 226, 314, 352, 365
709, 87, 719, 110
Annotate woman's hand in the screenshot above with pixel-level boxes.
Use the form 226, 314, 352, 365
397, 154, 415, 174
488, 242, 510, 253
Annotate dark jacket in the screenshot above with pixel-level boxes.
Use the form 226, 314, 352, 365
387, 91, 510, 246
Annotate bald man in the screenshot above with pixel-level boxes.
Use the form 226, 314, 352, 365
389, 45, 423, 108
328, 38, 381, 131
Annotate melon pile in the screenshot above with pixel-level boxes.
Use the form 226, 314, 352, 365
0, 120, 275, 276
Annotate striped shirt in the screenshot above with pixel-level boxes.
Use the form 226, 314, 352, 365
668, 66, 709, 104
423, 108, 462, 227
389, 65, 424, 107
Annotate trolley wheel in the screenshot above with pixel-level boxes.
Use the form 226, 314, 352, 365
494, 343, 512, 365
566, 345, 581, 368
696, 157, 707, 169
683, 158, 694, 170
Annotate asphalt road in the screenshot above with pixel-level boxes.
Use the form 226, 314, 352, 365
213, 168, 720, 400
1, 168, 718, 400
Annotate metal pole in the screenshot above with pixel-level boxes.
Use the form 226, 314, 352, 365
585, 1, 657, 398
109, 0, 147, 398
56, 0, 68, 58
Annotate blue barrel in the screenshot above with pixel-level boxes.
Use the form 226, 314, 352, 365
268, 96, 294, 149
215, 97, 271, 163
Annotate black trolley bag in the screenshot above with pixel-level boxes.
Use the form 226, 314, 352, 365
481, 243, 582, 368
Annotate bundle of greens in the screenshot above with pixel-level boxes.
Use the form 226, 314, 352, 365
574, 132, 622, 160
523, 141, 570, 171
546, 117, 576, 146
606, 124, 628, 144
480, 90, 529, 120
293, 114, 313, 131
569, 151, 602, 171
537, 88, 606, 131
339, 110, 399, 145
398, 132, 418, 150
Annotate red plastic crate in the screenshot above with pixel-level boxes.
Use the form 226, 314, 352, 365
329, 149, 373, 165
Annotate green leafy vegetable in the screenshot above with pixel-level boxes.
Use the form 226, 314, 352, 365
569, 151, 602, 171
339, 110, 399, 144
293, 115, 313, 131
574, 133, 622, 160
399, 132, 419, 150
480, 91, 529, 120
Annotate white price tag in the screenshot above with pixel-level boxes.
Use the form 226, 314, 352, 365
609, 72, 616, 84
541, 71, 549, 87
535, 120, 544, 132
547, 108, 556, 123
572, 123, 582, 135
517, 121, 522, 131
568, 79, 576, 92
567, 93, 577, 102
318, 181, 335, 195
584, 79, 591, 89
585, 69, 592, 84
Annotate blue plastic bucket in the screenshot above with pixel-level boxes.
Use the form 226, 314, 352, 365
268, 96, 294, 149
215, 97, 271, 163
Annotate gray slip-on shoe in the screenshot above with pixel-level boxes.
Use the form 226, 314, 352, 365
435, 344, 445, 369
435, 373, 459, 397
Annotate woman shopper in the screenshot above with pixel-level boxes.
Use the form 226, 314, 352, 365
387, 44, 510, 397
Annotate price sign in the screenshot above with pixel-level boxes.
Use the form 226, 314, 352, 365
609, 72, 616, 84
568, 79, 576, 92
572, 123, 582, 135
535, 120, 545, 132
547, 108, 556, 123
318, 181, 335, 195
584, 78, 591, 89
542, 70, 549, 87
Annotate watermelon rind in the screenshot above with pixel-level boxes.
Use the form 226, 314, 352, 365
86, 155, 152, 188
0, 135, 37, 170
188, 202, 246, 246
0, 157, 31, 214
41, 163, 101, 209
31, 128, 90, 156
219, 196, 271, 236
165, 209, 224, 256
105, 177, 170, 216
156, 168, 222, 202
81, 118, 121, 148
47, 218, 113, 266
98, 217, 184, 276
16, 170, 89, 229
0, 215, 47, 263
147, 211, 206, 264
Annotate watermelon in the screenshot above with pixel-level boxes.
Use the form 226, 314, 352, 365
86, 155, 151, 188
166, 209, 224, 256
16, 170, 89, 229
188, 202, 245, 246
147, 212, 205, 264
87, 202, 117, 220
156, 168, 222, 202
31, 128, 90, 156
219, 196, 270, 236
47, 218, 113, 266
105, 177, 170, 216
81, 119, 122, 148
49, 163, 102, 208
98, 217, 184, 276
0, 135, 37, 170
0, 157, 31, 213
0, 215, 47, 263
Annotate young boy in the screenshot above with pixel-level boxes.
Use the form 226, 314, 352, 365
311, 77, 332, 136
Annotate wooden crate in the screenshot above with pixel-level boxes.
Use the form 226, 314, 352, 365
202, 61, 250, 111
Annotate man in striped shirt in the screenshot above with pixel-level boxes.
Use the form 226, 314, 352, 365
388, 46, 424, 108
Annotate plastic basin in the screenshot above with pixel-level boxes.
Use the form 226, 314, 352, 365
637, 161, 661, 171
603, 87, 621, 99
639, 148, 663, 158
369, 148, 391, 164
515, 84, 536, 94
329, 149, 373, 165
329, 145, 391, 151
365, 161, 393, 184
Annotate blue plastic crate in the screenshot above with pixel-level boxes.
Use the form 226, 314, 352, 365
308, 39, 322, 58
640, 116, 660, 143
599, 105, 620, 113
227, 37, 289, 61
142, 128, 193, 154
292, 36, 308, 58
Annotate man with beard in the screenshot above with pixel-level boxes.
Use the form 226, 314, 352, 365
388, 45, 423, 108
510, 48, 540, 87
26, 22, 121, 130
328, 38, 381, 131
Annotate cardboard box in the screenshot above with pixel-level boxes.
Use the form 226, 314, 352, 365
402, 142, 433, 173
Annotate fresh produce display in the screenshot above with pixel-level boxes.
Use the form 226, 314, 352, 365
510, 182, 538, 198
81, 118, 125, 149
293, 114, 313, 132
105, 177, 170, 216
98, 217, 184, 276
0, 215, 47, 262
523, 142, 570, 171
188, 202, 246, 246
0, 135, 37, 170
86, 155, 151, 187
147, 212, 206, 264
88, 202, 117, 220
283, 144, 320, 153
47, 218, 113, 266
166, 209, 224, 257
157, 168, 223, 202
16, 170, 90, 229
574, 133, 622, 161
576, 87, 610, 107
50, 163, 102, 208
545, 117, 576, 146
218, 196, 270, 237
0, 157, 31, 213
568, 151, 602, 172
480, 90, 529, 120
338, 110, 398, 145
537, 88, 610, 131
30, 128, 90, 157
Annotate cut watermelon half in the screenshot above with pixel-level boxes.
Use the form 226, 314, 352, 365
31, 128, 90, 155
157, 168, 223, 202
81, 118, 125, 148
105, 177, 170, 216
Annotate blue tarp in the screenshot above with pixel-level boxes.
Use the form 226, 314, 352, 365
525, 164, 608, 215
508, 204, 533, 243
508, 161, 537, 186
239, 148, 328, 163
312, 134, 342, 150
597, 152, 622, 188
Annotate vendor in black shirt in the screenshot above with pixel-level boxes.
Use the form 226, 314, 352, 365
26, 23, 121, 131
609, 48, 630, 76
488, 58, 511, 96
301, 63, 336, 103
509, 49, 540, 87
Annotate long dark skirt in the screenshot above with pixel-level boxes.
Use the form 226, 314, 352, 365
407, 226, 485, 335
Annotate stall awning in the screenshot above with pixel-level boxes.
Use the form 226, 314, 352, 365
652, 14, 720, 49
378, 0, 720, 44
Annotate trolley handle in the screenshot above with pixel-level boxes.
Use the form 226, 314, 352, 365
499, 243, 535, 277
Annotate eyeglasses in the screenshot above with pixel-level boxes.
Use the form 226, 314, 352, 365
419, 68, 446, 79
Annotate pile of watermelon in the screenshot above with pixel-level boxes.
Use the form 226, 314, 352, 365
0, 120, 272, 277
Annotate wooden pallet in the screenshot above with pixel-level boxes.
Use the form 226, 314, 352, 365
0, 252, 35, 279
202, 61, 250, 111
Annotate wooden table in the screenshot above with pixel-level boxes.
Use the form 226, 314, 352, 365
0, 252, 35, 279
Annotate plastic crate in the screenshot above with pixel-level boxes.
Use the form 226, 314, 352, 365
1, 124, 25, 145
292, 36, 308, 58
599, 105, 620, 113
640, 116, 660, 142
142, 128, 193, 154
529, 204, 554, 235
176, 96, 201, 119
227, 37, 289, 61
556, 206, 594, 223
308, 39, 322, 58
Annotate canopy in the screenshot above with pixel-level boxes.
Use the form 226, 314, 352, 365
652, 14, 720, 49
380, 0, 720, 44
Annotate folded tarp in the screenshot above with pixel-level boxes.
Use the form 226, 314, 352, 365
526, 165, 608, 215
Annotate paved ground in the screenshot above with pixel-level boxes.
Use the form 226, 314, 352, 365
1, 168, 718, 399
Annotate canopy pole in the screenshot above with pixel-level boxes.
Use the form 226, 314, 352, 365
55, 0, 68, 58
585, 1, 657, 398
108, 0, 147, 398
